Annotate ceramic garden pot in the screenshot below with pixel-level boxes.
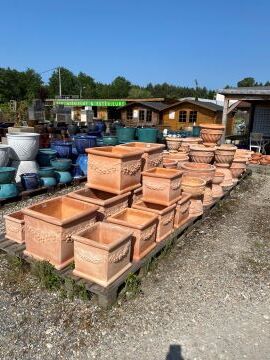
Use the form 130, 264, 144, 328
0, 145, 10, 166
215, 144, 237, 164
174, 193, 192, 228
0, 167, 16, 184
7, 133, 40, 161
165, 137, 182, 151
37, 149, 57, 167
22, 196, 98, 269
0, 183, 19, 199
137, 128, 158, 143
72, 222, 132, 287
20, 173, 40, 190
215, 163, 234, 189
180, 176, 206, 218
4, 210, 25, 243
67, 188, 130, 221
116, 127, 136, 143
200, 124, 225, 145
55, 171, 73, 184
102, 136, 118, 146
132, 200, 176, 242
71, 163, 84, 178
38, 167, 55, 178
74, 135, 97, 154
181, 162, 216, 184
51, 140, 73, 158
189, 145, 215, 164
86, 146, 143, 194
179, 137, 202, 152
163, 152, 189, 169
212, 171, 225, 198
50, 158, 72, 171
40, 177, 57, 187
142, 167, 182, 206
107, 208, 158, 261
12, 160, 39, 183
163, 158, 178, 169
230, 163, 245, 183
76, 154, 88, 176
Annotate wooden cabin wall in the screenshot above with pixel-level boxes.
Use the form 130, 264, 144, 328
120, 106, 160, 127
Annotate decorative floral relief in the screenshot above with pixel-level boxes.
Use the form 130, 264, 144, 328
104, 201, 129, 217
25, 224, 58, 244
171, 180, 181, 190
148, 155, 162, 168
64, 220, 96, 242
6, 221, 22, 234
89, 160, 141, 176
144, 181, 166, 191
108, 244, 130, 263
141, 225, 156, 241
162, 213, 174, 225
178, 201, 190, 214
76, 249, 105, 264
121, 161, 141, 176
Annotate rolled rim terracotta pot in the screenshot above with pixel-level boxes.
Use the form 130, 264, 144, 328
165, 137, 182, 151
163, 158, 178, 169
7, 133, 40, 161
181, 162, 216, 183
189, 145, 215, 164
200, 123, 225, 131
215, 163, 234, 189
212, 171, 224, 185
0, 144, 10, 167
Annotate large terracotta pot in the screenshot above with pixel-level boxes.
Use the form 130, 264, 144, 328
179, 137, 202, 152
72, 222, 132, 287
174, 193, 192, 228
107, 208, 158, 261
132, 200, 176, 242
4, 210, 25, 243
118, 142, 164, 171
215, 144, 237, 164
67, 188, 130, 221
0, 144, 10, 166
86, 146, 143, 194
215, 163, 234, 189
212, 171, 224, 198
7, 133, 40, 161
22, 196, 98, 269
189, 145, 215, 164
142, 167, 182, 206
163, 152, 189, 169
181, 162, 216, 183
163, 158, 178, 169
180, 176, 206, 217
200, 124, 225, 145
166, 137, 182, 151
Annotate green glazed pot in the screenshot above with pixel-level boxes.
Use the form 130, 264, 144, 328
102, 136, 118, 146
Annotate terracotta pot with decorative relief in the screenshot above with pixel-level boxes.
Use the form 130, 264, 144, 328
200, 124, 225, 145
166, 137, 182, 151
107, 208, 158, 261
212, 171, 224, 198
142, 167, 182, 206
174, 193, 192, 228
232, 157, 247, 172
180, 175, 206, 218
67, 188, 130, 221
22, 196, 98, 269
130, 186, 143, 206
179, 137, 202, 152
86, 146, 143, 194
181, 162, 216, 184
230, 163, 245, 183
118, 142, 164, 171
215, 144, 237, 164
189, 145, 215, 164
163, 152, 189, 169
132, 200, 176, 242
4, 210, 25, 243
163, 158, 178, 169
215, 163, 234, 190
72, 222, 132, 287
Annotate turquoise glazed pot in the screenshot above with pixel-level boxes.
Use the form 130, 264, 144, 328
116, 127, 136, 143
37, 149, 57, 167
38, 167, 55, 178
40, 177, 57, 187
54, 171, 73, 184
0, 167, 16, 184
137, 128, 158, 143
102, 136, 118, 146
0, 183, 19, 199
50, 158, 72, 171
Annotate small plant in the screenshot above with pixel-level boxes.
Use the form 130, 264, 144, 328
120, 273, 141, 300
60, 278, 89, 300
31, 261, 62, 290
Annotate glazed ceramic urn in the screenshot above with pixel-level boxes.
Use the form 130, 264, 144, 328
67, 188, 130, 221
132, 200, 176, 242
22, 196, 98, 269
189, 145, 215, 164
181, 175, 206, 218
86, 146, 143, 194
7, 133, 40, 161
174, 193, 192, 228
142, 167, 182, 206
107, 208, 158, 261
200, 123, 225, 145
4, 210, 25, 243
72, 222, 132, 287
117, 142, 165, 171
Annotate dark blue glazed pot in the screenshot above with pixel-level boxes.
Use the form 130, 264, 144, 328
87, 131, 102, 138
95, 120, 106, 133
76, 154, 88, 176
0, 167, 16, 184
37, 149, 57, 167
74, 135, 97, 154
0, 183, 19, 199
40, 177, 57, 187
50, 158, 72, 171
54, 171, 73, 184
20, 173, 40, 190
51, 140, 73, 158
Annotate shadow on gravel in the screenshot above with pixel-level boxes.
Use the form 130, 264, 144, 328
166, 344, 184, 360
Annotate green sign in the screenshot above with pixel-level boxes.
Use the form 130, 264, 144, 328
54, 99, 127, 107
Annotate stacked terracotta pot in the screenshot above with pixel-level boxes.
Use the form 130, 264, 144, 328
214, 144, 237, 188
200, 123, 225, 147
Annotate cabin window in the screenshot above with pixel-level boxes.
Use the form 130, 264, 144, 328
179, 111, 187, 122
139, 110, 145, 122
189, 111, 197, 122
127, 109, 133, 120
146, 110, 152, 122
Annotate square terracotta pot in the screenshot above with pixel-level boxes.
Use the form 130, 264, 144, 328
107, 208, 158, 261
4, 211, 25, 243
142, 167, 182, 206
174, 193, 192, 228
118, 142, 165, 171
86, 146, 144, 194
132, 200, 176, 242
129, 186, 143, 207
67, 187, 130, 221
22, 196, 98, 270
72, 222, 132, 287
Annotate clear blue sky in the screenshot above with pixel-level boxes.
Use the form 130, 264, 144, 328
0, 0, 269, 90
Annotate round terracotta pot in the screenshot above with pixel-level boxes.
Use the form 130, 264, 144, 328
212, 171, 225, 185
163, 153, 189, 169
215, 163, 233, 188
181, 175, 206, 196
181, 162, 216, 183
166, 137, 182, 151
230, 166, 244, 179
179, 137, 202, 153
260, 158, 269, 165
163, 159, 178, 169
200, 129, 224, 145
212, 171, 225, 198
189, 145, 215, 164
215, 144, 237, 164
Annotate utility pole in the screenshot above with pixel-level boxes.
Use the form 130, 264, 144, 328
58, 67, 62, 97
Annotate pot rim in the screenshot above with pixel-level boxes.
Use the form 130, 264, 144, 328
7, 133, 40, 137
132, 200, 176, 215
107, 207, 158, 230
67, 188, 131, 206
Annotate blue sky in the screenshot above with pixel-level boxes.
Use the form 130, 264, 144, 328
0, 0, 269, 90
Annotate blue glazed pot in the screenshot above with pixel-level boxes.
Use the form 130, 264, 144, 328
0, 183, 19, 199
54, 171, 73, 184
37, 149, 57, 167
0, 167, 16, 184
74, 135, 97, 154
95, 120, 106, 133
71, 164, 84, 178
20, 173, 40, 190
51, 140, 73, 158
38, 167, 55, 178
40, 177, 57, 187
87, 131, 102, 138
76, 154, 88, 176
50, 158, 72, 171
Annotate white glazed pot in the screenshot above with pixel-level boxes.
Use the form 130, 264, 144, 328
0, 145, 10, 166
7, 133, 40, 161
12, 160, 39, 183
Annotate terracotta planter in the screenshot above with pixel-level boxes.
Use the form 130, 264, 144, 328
181, 162, 216, 184
107, 208, 158, 261
67, 188, 130, 221
72, 222, 132, 287
189, 145, 215, 164
181, 176, 206, 217
4, 211, 25, 243
130, 186, 143, 206
163, 152, 189, 169
179, 137, 202, 153
215, 163, 233, 189
132, 200, 176, 242
86, 146, 143, 194
212, 171, 224, 198
142, 167, 182, 206
203, 184, 215, 207
174, 193, 192, 228
166, 137, 182, 151
200, 124, 225, 145
215, 144, 237, 164
118, 142, 164, 171
230, 167, 244, 182
22, 196, 98, 269
163, 158, 178, 169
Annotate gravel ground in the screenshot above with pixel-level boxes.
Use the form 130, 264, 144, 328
0, 171, 270, 360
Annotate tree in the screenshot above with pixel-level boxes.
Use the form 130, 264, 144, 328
128, 86, 152, 98
77, 72, 97, 98
110, 76, 131, 98
48, 67, 79, 97
237, 77, 256, 87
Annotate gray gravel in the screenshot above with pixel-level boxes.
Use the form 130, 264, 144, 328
0, 172, 270, 360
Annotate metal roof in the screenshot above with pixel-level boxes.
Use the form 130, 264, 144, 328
218, 86, 270, 95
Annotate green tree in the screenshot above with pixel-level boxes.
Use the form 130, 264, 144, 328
237, 77, 257, 87
48, 67, 79, 97
128, 86, 152, 98
110, 76, 131, 98
77, 72, 97, 98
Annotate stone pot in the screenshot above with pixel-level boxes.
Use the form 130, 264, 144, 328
163, 158, 178, 169
0, 167, 16, 184
174, 193, 192, 228
215, 144, 237, 164
189, 145, 215, 164
165, 137, 182, 151
107, 208, 158, 261
37, 149, 57, 167
142, 167, 182, 206
22, 196, 98, 269
67, 188, 130, 221
212, 171, 224, 198
86, 146, 143, 194
7, 133, 40, 161
4, 210, 25, 243
132, 200, 176, 242
72, 222, 132, 287
181, 175, 206, 218
20, 173, 40, 190
0, 145, 10, 166
215, 163, 234, 189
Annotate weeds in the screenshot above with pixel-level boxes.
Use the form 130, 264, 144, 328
31, 261, 62, 290
60, 278, 89, 300
120, 273, 141, 300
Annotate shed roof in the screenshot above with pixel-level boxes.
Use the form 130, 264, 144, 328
218, 86, 270, 95
119, 101, 169, 111
163, 99, 223, 112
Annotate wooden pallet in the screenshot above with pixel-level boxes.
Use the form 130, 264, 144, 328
0, 170, 252, 308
